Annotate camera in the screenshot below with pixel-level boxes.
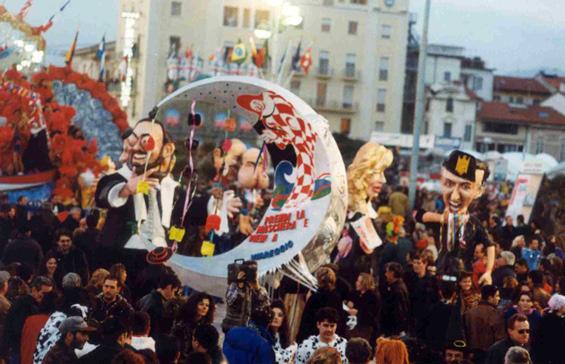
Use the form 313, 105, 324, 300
227, 259, 258, 284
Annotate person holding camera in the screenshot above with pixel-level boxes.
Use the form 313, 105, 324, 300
222, 263, 270, 333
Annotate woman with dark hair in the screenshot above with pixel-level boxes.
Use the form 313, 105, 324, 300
269, 300, 297, 364
172, 291, 215, 360
38, 252, 58, 283
504, 291, 541, 333
457, 271, 480, 315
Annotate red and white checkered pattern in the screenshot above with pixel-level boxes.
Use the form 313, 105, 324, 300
237, 91, 317, 209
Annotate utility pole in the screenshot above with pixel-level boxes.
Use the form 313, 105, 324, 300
408, 0, 431, 211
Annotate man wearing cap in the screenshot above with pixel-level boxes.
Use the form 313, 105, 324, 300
42, 316, 95, 364
415, 150, 494, 284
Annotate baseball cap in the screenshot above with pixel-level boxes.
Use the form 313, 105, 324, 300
59, 317, 96, 335
0, 271, 9, 285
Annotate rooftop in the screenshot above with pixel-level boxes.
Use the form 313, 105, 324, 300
479, 102, 565, 126
493, 76, 550, 95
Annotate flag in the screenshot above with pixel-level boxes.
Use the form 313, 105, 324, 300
231, 39, 247, 64
17, 0, 33, 20
253, 39, 268, 68
300, 47, 312, 74
64, 31, 79, 66
185, 46, 193, 60
96, 35, 106, 82
292, 41, 302, 71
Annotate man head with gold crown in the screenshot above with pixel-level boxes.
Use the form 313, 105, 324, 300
414, 150, 494, 284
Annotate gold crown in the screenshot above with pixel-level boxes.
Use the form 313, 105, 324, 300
455, 155, 470, 176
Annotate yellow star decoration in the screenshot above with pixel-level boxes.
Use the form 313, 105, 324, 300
136, 181, 150, 195
455, 155, 470, 176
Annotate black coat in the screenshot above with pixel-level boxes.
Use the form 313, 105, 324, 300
349, 289, 380, 336
531, 312, 565, 364
381, 279, 410, 336
297, 288, 345, 342
74, 227, 100, 268
0, 294, 39, 357
2, 236, 43, 273
47, 246, 89, 287
137, 289, 168, 337
77, 342, 123, 363
404, 271, 439, 337
485, 337, 527, 364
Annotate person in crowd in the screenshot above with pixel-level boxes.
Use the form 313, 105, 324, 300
504, 292, 541, 333
222, 268, 270, 333
472, 243, 488, 286
464, 285, 505, 361
269, 300, 297, 364
295, 307, 348, 364
172, 291, 215, 360
0, 271, 11, 345
522, 237, 542, 271
78, 316, 131, 363
6, 275, 29, 303
20, 290, 57, 364
223, 308, 276, 364
14, 196, 28, 232
514, 259, 529, 284
154, 335, 180, 364
0, 205, 14, 254
191, 324, 224, 364
444, 341, 469, 364
531, 294, 565, 364
457, 271, 480, 315
374, 337, 410, 364
137, 272, 181, 337
38, 253, 58, 284
501, 216, 517, 251
305, 346, 343, 364
0, 276, 53, 363
298, 267, 345, 342
421, 280, 462, 351
60, 206, 81, 233
2, 223, 43, 274
511, 237, 526, 262
110, 349, 146, 364
89, 276, 133, 325
130, 312, 155, 352
109, 264, 132, 303
527, 270, 550, 308
504, 346, 532, 364
86, 268, 110, 299
381, 262, 410, 336
485, 314, 530, 364
42, 317, 95, 364
47, 229, 89, 287
74, 212, 100, 268
345, 338, 371, 364
404, 252, 438, 337
388, 185, 408, 217
185, 352, 212, 364
346, 272, 380, 342
493, 251, 517, 289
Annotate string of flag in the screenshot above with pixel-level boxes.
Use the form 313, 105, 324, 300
33, 0, 72, 34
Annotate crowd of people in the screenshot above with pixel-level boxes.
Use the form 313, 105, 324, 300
0, 172, 563, 364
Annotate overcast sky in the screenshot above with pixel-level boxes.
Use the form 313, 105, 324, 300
3, 0, 564, 75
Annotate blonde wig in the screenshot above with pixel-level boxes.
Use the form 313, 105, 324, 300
347, 142, 393, 214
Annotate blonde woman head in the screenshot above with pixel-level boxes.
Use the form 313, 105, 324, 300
347, 142, 393, 215
316, 267, 337, 291
306, 346, 342, 364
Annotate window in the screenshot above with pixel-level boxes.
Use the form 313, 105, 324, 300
169, 36, 181, 55
340, 118, 351, 135
348, 21, 358, 35
473, 76, 483, 90
375, 121, 384, 131
171, 1, 182, 16
318, 50, 330, 75
535, 137, 544, 154
533, 99, 541, 105
560, 141, 565, 161
464, 124, 473, 142
509, 96, 514, 103
350, 0, 367, 3
345, 53, 356, 77
379, 57, 389, 81
321, 18, 331, 32
444, 71, 451, 82
381, 25, 391, 39
493, 95, 501, 101
446, 97, 454, 112
316, 82, 327, 106
443, 122, 452, 138
377, 88, 386, 112
483, 122, 519, 134
290, 80, 301, 94
255, 10, 270, 28
343, 85, 354, 108
223, 6, 238, 27
516, 96, 524, 104
243, 8, 251, 28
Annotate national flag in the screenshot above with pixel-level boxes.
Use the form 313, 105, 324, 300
64, 31, 79, 66
291, 40, 302, 71
231, 39, 247, 64
96, 35, 106, 82
300, 47, 312, 74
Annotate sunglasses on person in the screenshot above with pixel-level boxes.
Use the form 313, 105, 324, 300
517, 329, 530, 334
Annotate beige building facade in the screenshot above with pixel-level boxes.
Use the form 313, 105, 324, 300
116, 0, 409, 140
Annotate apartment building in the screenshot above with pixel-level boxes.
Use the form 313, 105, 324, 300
72, 41, 121, 98
115, 0, 410, 140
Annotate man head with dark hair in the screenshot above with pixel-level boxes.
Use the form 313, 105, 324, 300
79, 316, 132, 362
346, 337, 372, 364
384, 261, 403, 284
90, 276, 134, 325
481, 285, 500, 305
155, 335, 180, 364
30, 276, 54, 304
294, 307, 348, 364
129, 311, 156, 353
192, 324, 221, 361
47, 228, 90, 286
485, 314, 530, 364
137, 271, 181, 337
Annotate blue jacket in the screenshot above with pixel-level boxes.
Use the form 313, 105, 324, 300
223, 326, 275, 364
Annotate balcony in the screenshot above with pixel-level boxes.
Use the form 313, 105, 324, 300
342, 68, 361, 81
314, 66, 334, 79
304, 97, 358, 113
291, 68, 306, 77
